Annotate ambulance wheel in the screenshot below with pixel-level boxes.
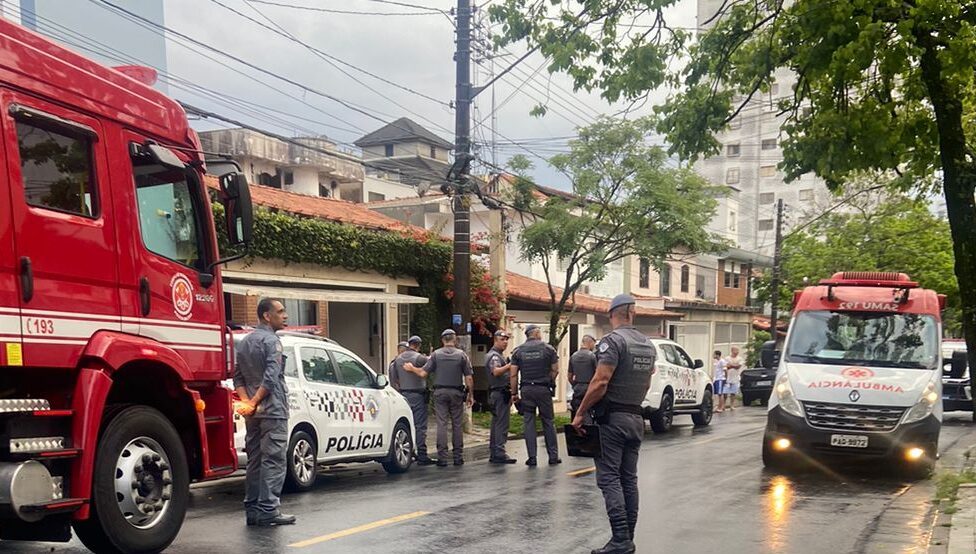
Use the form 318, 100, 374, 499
285, 430, 317, 492
382, 421, 413, 474
74, 405, 189, 554
649, 391, 674, 434
692, 390, 713, 427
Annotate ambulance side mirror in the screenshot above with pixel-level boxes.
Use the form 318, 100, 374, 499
375, 374, 390, 389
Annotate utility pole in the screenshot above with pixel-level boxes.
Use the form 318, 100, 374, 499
452, 0, 472, 348
768, 199, 785, 341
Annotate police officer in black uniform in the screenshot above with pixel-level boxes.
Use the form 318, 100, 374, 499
572, 294, 655, 554
233, 298, 297, 527
569, 334, 597, 421
510, 324, 561, 466
390, 336, 435, 465
485, 329, 516, 464
406, 329, 474, 466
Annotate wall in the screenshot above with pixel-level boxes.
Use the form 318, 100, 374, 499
716, 260, 748, 306
362, 175, 418, 203
362, 141, 450, 161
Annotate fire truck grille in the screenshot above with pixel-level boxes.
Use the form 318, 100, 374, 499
802, 402, 905, 433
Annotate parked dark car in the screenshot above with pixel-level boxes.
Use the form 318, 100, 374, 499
741, 341, 778, 406
942, 340, 971, 414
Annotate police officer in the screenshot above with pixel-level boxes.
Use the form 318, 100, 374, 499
569, 334, 597, 421
485, 329, 516, 464
388, 341, 408, 375
572, 294, 655, 554
391, 336, 435, 465
406, 329, 473, 466
510, 324, 561, 466
233, 298, 297, 527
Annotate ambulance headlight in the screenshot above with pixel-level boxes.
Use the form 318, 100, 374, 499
903, 380, 939, 424
774, 372, 803, 417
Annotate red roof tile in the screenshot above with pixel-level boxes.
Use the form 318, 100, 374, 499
505, 272, 683, 318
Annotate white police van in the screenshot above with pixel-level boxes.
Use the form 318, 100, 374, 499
641, 338, 713, 432
227, 331, 416, 491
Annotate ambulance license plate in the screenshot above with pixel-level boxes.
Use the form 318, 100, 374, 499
756, 380, 772, 386
830, 434, 868, 448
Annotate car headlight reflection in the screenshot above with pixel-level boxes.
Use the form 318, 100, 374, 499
902, 380, 939, 424
775, 372, 803, 417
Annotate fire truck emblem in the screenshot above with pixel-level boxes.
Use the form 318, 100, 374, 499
170, 274, 194, 321
841, 367, 874, 380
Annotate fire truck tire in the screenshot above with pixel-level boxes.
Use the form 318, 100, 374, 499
285, 430, 317, 492
649, 391, 674, 434
381, 421, 413, 474
74, 405, 189, 554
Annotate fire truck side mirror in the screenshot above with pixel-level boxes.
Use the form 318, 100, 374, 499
220, 172, 253, 246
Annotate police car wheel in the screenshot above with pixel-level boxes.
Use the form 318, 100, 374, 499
382, 421, 413, 474
649, 391, 674, 434
285, 431, 317, 492
692, 390, 713, 427
74, 405, 189, 554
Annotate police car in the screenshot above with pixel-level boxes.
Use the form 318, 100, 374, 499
640, 338, 713, 433
227, 331, 416, 491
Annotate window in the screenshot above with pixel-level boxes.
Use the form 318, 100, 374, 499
283, 347, 298, 378
726, 168, 740, 184
429, 145, 436, 159
680, 265, 690, 293
283, 299, 317, 327
726, 144, 740, 157
723, 262, 741, 289
384, 144, 394, 157
760, 192, 775, 204
16, 119, 97, 217
133, 159, 204, 271
283, 171, 294, 186
759, 165, 777, 178
332, 351, 375, 388
639, 258, 650, 289
673, 345, 695, 368
659, 266, 671, 296
368, 191, 386, 202
729, 117, 741, 130
758, 218, 775, 231
761, 138, 777, 150
660, 344, 680, 366
728, 211, 736, 232
799, 188, 814, 201
301, 347, 338, 384
318, 183, 331, 197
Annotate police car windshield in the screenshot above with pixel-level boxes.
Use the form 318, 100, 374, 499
785, 310, 938, 369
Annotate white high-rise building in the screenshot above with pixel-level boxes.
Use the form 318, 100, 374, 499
696, 0, 833, 255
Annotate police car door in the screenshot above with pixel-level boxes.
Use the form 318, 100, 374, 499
298, 346, 349, 461
661, 344, 695, 405
331, 350, 387, 456
672, 344, 703, 405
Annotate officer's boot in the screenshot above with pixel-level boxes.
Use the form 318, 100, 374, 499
590, 518, 636, 554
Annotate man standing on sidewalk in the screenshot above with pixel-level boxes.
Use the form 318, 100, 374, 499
510, 324, 561, 467
486, 329, 516, 464
406, 329, 474, 467
391, 336, 435, 465
234, 298, 297, 527
569, 334, 597, 421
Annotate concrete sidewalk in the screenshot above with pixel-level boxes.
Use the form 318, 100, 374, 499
931, 441, 976, 554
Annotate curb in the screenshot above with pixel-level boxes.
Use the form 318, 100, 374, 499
930, 444, 976, 553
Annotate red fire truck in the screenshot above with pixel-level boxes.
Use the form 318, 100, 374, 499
0, 18, 252, 552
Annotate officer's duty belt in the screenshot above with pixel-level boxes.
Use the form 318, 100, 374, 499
605, 401, 642, 415
433, 385, 465, 391
399, 388, 426, 394
489, 386, 510, 392
521, 381, 551, 387
574, 381, 590, 386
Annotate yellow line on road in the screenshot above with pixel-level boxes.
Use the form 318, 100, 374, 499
289, 511, 430, 548
566, 466, 596, 477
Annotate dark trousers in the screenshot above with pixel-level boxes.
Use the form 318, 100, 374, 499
402, 391, 429, 458
595, 412, 643, 535
520, 384, 558, 460
433, 388, 465, 461
243, 417, 288, 517
570, 383, 591, 423
488, 389, 511, 459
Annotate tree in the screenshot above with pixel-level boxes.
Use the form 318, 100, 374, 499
491, 0, 976, 410
506, 117, 721, 347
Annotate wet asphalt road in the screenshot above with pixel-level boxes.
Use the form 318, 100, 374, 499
7, 406, 976, 554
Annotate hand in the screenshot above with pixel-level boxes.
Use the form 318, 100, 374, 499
465, 395, 474, 407
571, 413, 586, 434
234, 400, 255, 417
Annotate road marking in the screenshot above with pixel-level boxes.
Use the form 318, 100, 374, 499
289, 511, 430, 548
566, 467, 596, 477
683, 426, 765, 448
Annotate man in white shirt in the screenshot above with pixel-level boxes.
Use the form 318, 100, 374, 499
724, 346, 743, 411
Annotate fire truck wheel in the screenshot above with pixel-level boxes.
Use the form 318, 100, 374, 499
285, 430, 317, 492
74, 405, 189, 554
381, 421, 413, 474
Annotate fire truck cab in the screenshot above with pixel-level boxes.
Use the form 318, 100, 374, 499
0, 19, 252, 552
762, 272, 945, 477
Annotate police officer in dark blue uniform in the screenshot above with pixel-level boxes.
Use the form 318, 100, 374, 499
233, 298, 297, 527
485, 329, 516, 464
510, 324, 561, 466
572, 294, 655, 554
391, 336, 435, 465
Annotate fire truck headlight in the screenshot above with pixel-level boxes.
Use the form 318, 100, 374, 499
774, 372, 804, 417
903, 380, 939, 425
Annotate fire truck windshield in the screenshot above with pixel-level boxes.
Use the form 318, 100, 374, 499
785, 310, 939, 369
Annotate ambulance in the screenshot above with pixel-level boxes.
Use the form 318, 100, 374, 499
762, 272, 944, 477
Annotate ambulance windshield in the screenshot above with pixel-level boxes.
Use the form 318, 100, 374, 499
785, 310, 939, 369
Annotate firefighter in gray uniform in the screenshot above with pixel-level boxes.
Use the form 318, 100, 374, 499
569, 334, 597, 421
406, 329, 474, 466
510, 324, 561, 466
485, 329, 516, 464
572, 294, 655, 554
391, 336, 435, 465
233, 298, 297, 527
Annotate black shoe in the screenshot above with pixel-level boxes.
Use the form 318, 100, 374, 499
436, 459, 448, 467
525, 457, 537, 467
549, 458, 563, 465
417, 457, 436, 466
590, 538, 635, 554
246, 514, 257, 526
256, 513, 297, 527
454, 459, 464, 466
490, 457, 517, 464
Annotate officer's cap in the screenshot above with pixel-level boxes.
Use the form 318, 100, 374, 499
582, 334, 596, 342
608, 294, 636, 313
440, 328, 457, 338
525, 324, 540, 335
407, 335, 423, 345
397, 341, 409, 348
494, 330, 510, 338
